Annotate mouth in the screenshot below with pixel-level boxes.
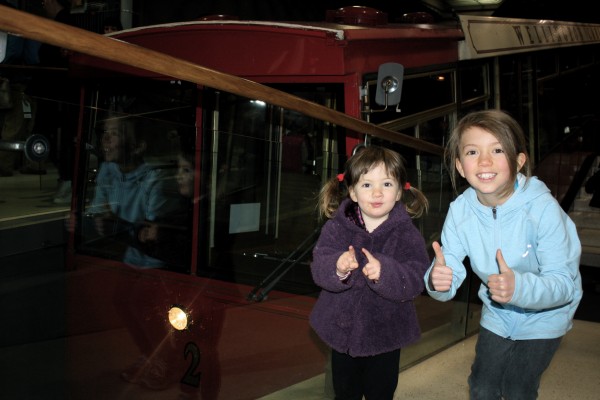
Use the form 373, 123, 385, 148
477, 172, 496, 180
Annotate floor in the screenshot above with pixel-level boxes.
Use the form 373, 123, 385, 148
261, 319, 600, 400
393, 319, 600, 400
0, 165, 68, 228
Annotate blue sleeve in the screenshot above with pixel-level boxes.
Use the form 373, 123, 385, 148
424, 205, 468, 302
88, 163, 112, 215
143, 169, 176, 221
509, 201, 582, 309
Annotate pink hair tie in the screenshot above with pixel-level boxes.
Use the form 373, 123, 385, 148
337, 173, 345, 182
404, 182, 411, 190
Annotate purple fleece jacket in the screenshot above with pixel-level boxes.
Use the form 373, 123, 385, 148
309, 198, 429, 357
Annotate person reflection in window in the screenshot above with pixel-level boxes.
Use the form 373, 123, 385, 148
102, 17, 123, 34
88, 115, 177, 267
118, 148, 200, 392
133, 148, 196, 272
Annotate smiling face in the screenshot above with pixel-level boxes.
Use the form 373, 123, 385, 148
349, 162, 402, 232
101, 119, 123, 163
456, 126, 526, 207
100, 118, 145, 172
176, 155, 194, 198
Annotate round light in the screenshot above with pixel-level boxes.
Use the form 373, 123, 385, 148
168, 306, 189, 331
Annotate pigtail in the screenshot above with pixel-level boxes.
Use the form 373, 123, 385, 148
402, 184, 429, 219
318, 174, 348, 220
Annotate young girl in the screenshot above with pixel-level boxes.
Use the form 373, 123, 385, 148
310, 146, 430, 400
134, 149, 196, 273
425, 109, 583, 399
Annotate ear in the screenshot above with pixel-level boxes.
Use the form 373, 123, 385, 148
455, 158, 466, 178
349, 186, 358, 202
516, 152, 526, 171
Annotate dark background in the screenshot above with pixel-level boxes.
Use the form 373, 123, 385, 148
131, 0, 600, 25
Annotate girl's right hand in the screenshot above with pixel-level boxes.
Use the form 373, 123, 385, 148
336, 245, 359, 276
138, 222, 159, 243
430, 241, 453, 292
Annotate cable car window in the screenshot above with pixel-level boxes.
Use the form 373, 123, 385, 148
367, 71, 454, 124
197, 85, 344, 294
560, 47, 581, 71
459, 63, 489, 104
536, 51, 558, 78
76, 80, 197, 273
579, 48, 594, 66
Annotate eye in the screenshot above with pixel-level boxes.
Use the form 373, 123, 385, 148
465, 149, 477, 156
384, 181, 394, 187
493, 148, 505, 154
361, 183, 371, 188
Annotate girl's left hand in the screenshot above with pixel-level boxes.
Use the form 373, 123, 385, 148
487, 249, 515, 303
361, 248, 381, 283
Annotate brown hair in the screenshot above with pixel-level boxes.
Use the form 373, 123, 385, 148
445, 109, 531, 196
318, 146, 428, 219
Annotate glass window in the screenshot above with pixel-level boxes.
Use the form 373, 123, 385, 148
0, 69, 71, 227
198, 85, 345, 297
76, 80, 197, 273
536, 51, 558, 77
459, 62, 489, 104
367, 70, 454, 125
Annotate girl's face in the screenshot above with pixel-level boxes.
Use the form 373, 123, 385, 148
176, 156, 194, 197
101, 120, 123, 163
349, 162, 402, 232
455, 126, 525, 207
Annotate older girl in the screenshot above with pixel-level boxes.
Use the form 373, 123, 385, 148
426, 109, 582, 399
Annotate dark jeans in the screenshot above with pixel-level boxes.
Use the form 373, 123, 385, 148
469, 327, 562, 400
331, 348, 400, 400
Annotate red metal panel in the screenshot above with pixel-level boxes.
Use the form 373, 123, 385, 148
71, 21, 463, 80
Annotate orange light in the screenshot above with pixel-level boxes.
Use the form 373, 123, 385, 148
168, 306, 189, 331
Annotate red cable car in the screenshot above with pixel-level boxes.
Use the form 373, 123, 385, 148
2, 4, 600, 399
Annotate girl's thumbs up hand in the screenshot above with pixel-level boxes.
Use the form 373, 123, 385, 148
430, 241, 453, 292
487, 249, 515, 303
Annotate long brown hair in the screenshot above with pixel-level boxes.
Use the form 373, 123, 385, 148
445, 109, 531, 196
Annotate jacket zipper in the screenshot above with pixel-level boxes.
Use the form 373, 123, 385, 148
492, 206, 497, 219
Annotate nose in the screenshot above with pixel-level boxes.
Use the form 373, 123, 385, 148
478, 152, 492, 166
372, 186, 383, 197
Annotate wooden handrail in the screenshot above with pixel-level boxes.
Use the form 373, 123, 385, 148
0, 5, 443, 155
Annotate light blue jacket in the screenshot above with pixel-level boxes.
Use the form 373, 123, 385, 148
89, 161, 178, 268
424, 174, 582, 340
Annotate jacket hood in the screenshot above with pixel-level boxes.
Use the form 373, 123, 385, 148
462, 174, 549, 220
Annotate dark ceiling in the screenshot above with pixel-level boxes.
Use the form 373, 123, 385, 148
134, 0, 600, 26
